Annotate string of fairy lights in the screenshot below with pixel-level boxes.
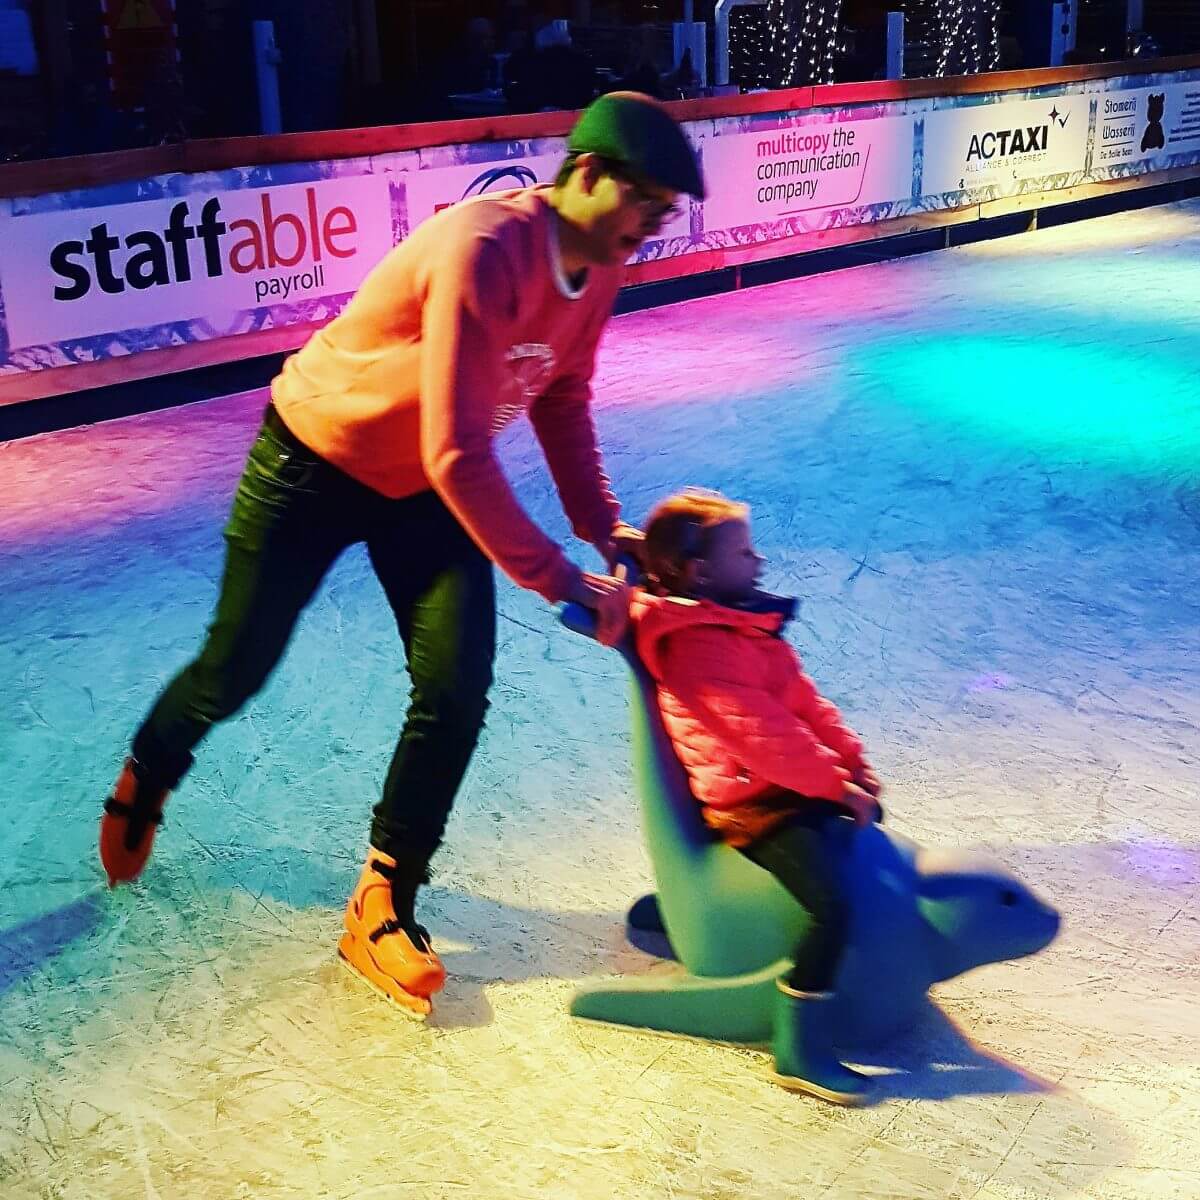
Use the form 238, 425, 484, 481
764, 0, 843, 87
730, 5, 772, 88
930, 0, 1002, 76
730, 0, 1002, 86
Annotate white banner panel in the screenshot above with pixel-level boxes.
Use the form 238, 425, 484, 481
922, 93, 1091, 195
0, 175, 394, 350
1094, 81, 1200, 171
404, 154, 562, 229
701, 114, 914, 230
404, 151, 692, 241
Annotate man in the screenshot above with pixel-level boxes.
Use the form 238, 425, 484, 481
99, 92, 706, 1017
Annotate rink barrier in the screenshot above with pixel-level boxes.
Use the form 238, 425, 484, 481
1, 54, 1199, 426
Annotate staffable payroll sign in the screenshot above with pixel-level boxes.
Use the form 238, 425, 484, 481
922, 93, 1090, 196
701, 114, 915, 231
0, 175, 394, 350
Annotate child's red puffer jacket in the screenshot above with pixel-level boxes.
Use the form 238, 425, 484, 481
629, 590, 865, 816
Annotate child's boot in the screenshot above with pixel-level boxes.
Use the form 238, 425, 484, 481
99, 757, 171, 887
771, 978, 871, 1105
338, 848, 446, 1019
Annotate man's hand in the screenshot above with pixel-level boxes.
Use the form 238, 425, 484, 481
606, 522, 646, 573
568, 567, 631, 646
841, 781, 882, 827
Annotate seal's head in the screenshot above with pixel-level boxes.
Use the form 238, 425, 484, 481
914, 848, 1060, 981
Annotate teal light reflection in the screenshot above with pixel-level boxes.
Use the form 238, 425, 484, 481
860, 336, 1200, 476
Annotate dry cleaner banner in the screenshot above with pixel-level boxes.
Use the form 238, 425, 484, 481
1094, 80, 1200, 172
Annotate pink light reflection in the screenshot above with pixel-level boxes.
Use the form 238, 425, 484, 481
0, 389, 266, 547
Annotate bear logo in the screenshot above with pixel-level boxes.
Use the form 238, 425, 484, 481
1141, 93, 1166, 152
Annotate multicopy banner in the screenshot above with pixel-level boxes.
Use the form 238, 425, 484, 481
2, 66, 1199, 380
700, 111, 915, 232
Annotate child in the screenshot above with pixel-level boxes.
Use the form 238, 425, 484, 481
629, 489, 883, 1104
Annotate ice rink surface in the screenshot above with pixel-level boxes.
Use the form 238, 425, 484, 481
2, 200, 1199, 1199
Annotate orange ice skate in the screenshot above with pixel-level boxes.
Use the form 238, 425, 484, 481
99, 757, 170, 887
338, 849, 446, 1019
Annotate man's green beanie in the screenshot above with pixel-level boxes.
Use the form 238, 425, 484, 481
567, 91, 706, 199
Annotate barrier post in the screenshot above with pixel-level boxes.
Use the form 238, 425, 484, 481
674, 21, 708, 88
886, 11, 904, 80
1049, 2, 1077, 68
253, 20, 283, 135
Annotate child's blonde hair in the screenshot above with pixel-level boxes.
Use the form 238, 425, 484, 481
642, 488, 748, 596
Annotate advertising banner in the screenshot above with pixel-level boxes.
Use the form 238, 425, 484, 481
403, 149, 692, 242
404, 154, 562, 228
1092, 80, 1200, 174
701, 114, 915, 231
2, 67, 1197, 383
921, 92, 1091, 196
0, 175, 394, 351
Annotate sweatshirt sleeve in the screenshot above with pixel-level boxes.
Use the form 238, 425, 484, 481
660, 627, 852, 801
527, 301, 621, 552
784, 657, 866, 771
418, 233, 578, 604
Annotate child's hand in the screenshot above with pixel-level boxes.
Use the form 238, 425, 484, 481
841, 782, 881, 827
854, 764, 883, 799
